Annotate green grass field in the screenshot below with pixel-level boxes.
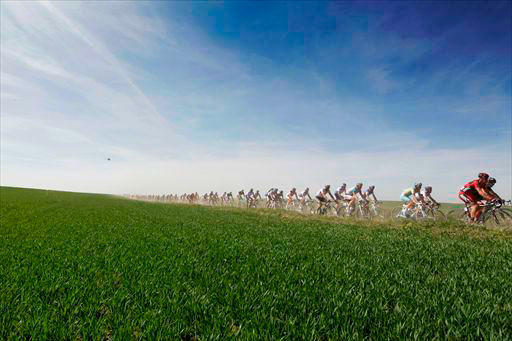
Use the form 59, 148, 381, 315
1, 187, 511, 340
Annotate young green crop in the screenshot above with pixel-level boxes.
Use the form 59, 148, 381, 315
1, 187, 511, 339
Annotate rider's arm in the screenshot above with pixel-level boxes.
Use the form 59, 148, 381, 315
476, 186, 494, 201
371, 193, 378, 203
328, 190, 336, 201
427, 193, 440, 205
485, 188, 502, 201
307, 193, 312, 200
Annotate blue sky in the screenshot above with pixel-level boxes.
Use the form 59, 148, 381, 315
1, 1, 510, 201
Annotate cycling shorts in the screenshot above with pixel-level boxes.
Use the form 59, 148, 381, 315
400, 195, 412, 203
459, 188, 483, 203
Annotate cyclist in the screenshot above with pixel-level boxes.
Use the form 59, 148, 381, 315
346, 183, 365, 215
362, 185, 378, 203
422, 186, 440, 207
334, 183, 347, 213
399, 183, 423, 218
458, 173, 496, 222
277, 190, 285, 206
237, 190, 245, 206
266, 188, 278, 208
254, 190, 262, 200
209, 191, 217, 205
298, 187, 312, 210
266, 187, 275, 199
315, 185, 337, 214
287, 188, 299, 208
226, 192, 234, 203
246, 188, 255, 207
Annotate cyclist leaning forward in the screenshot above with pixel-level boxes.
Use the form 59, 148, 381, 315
334, 183, 347, 213
345, 183, 365, 215
316, 185, 337, 214
299, 187, 312, 205
399, 183, 423, 217
287, 188, 299, 208
422, 186, 440, 208
459, 173, 501, 222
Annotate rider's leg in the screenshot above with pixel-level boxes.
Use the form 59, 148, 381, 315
315, 196, 324, 214
400, 195, 411, 217
347, 196, 357, 215
472, 204, 484, 222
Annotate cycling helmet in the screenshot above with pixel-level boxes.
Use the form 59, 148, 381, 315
325, 184, 330, 189
369, 185, 375, 190
425, 186, 432, 192
414, 182, 422, 188
488, 177, 496, 187
292, 188, 296, 191
356, 183, 363, 188
478, 172, 489, 180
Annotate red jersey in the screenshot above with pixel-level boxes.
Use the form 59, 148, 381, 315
463, 179, 484, 191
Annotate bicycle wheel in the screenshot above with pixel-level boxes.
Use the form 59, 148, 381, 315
480, 209, 499, 226
483, 208, 512, 227
430, 209, 447, 221
370, 206, 384, 219
499, 209, 512, 226
391, 206, 404, 219
447, 208, 469, 222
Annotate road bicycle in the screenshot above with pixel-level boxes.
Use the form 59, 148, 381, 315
312, 200, 337, 216
299, 199, 314, 214
424, 202, 446, 220
358, 200, 383, 219
285, 199, 302, 212
335, 201, 350, 217
393, 201, 428, 221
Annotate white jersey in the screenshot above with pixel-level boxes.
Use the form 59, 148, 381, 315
299, 190, 309, 197
420, 190, 432, 202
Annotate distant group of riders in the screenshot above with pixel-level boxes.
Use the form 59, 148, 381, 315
126, 172, 507, 224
